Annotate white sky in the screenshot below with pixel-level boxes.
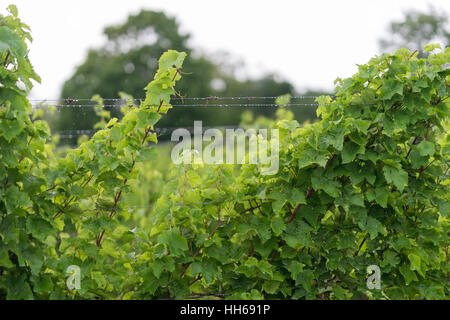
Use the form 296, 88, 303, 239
5, 0, 450, 99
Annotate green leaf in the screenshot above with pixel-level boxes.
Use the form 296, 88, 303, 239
191, 259, 217, 284
391, 237, 411, 252
0, 119, 26, 141
69, 184, 85, 197
408, 253, 421, 272
311, 172, 341, 198
21, 246, 44, 275
284, 221, 313, 249
364, 216, 386, 239
380, 79, 403, 100
437, 199, 449, 218
26, 216, 54, 242
410, 150, 428, 169
285, 261, 304, 280
382, 250, 400, 267
289, 188, 306, 206
158, 50, 187, 73
169, 278, 190, 299
4, 274, 33, 300
319, 125, 347, 151
7, 4, 18, 17
341, 141, 363, 164
383, 116, 395, 136
333, 286, 349, 299
0, 249, 14, 268
424, 43, 441, 53
157, 229, 188, 257
5, 185, 31, 211
272, 199, 287, 214
152, 259, 165, 278
374, 187, 389, 208
417, 141, 435, 157
111, 126, 121, 141
382, 164, 408, 192
337, 233, 357, 250
353, 119, 371, 134
139, 147, 158, 162
298, 148, 329, 169
294, 269, 315, 292
31, 275, 54, 294
251, 216, 272, 243
137, 110, 161, 128
0, 26, 27, 58
270, 216, 286, 236
417, 283, 445, 299
399, 265, 418, 285
262, 280, 281, 294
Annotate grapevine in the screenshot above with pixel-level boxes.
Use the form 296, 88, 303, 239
0, 5, 448, 300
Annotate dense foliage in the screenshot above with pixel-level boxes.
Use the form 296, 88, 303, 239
0, 6, 449, 300
146, 44, 449, 299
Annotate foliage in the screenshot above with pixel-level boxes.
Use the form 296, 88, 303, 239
0, 6, 449, 300
0, 5, 186, 299
145, 46, 449, 299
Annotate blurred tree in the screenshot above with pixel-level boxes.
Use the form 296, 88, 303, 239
53, 9, 313, 140
379, 6, 450, 57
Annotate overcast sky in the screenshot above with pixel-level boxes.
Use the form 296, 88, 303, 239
6, 0, 450, 99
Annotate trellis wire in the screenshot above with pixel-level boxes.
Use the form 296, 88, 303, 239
65, 198, 269, 213
28, 95, 330, 102
27, 94, 379, 109
32, 102, 376, 109
52, 125, 250, 139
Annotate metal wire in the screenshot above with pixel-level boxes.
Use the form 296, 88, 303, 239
74, 198, 269, 213
27, 95, 379, 109
32, 102, 374, 109
56, 126, 245, 134
28, 95, 331, 102
53, 126, 258, 139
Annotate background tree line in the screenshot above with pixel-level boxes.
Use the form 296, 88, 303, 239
48, 5, 449, 143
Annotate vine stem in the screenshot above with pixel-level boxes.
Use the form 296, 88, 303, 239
156, 99, 164, 113
418, 159, 435, 179
171, 68, 180, 82
287, 187, 314, 223
248, 243, 254, 257
239, 204, 262, 215
406, 121, 429, 159
254, 200, 265, 216
405, 137, 418, 159
408, 50, 418, 60
354, 237, 367, 256
96, 101, 162, 247
269, 240, 283, 264
51, 156, 96, 220
189, 275, 202, 286
53, 173, 94, 220
2, 50, 9, 66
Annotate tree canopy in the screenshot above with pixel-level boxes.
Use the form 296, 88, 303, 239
54, 10, 304, 138
379, 6, 450, 57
